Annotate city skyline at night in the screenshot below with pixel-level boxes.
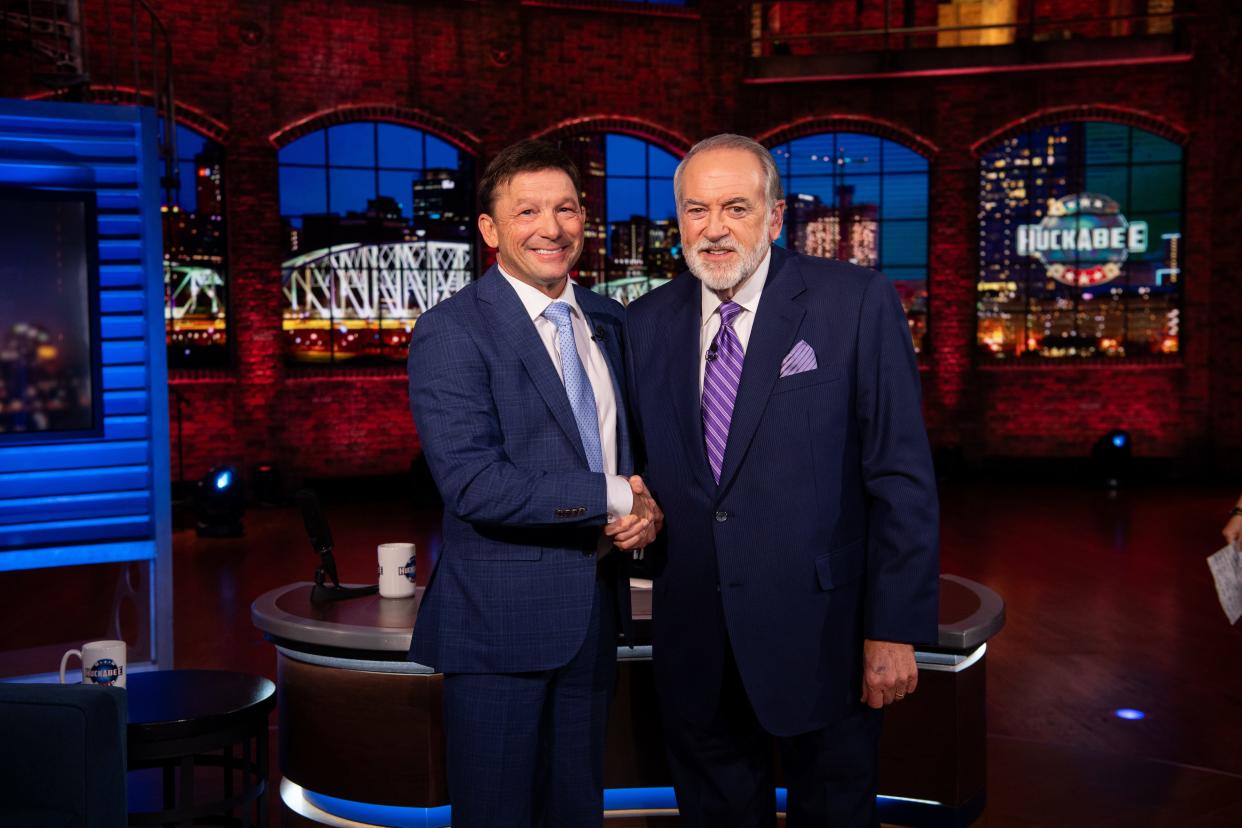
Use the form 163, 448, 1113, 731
558, 132, 683, 302
0, 193, 98, 436
163, 123, 228, 370
770, 132, 930, 353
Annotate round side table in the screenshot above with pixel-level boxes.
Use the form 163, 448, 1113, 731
127, 670, 276, 827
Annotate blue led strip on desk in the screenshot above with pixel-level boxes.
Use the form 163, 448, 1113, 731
301, 789, 453, 828
296, 783, 955, 827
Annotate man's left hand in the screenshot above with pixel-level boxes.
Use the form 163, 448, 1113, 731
860, 639, 917, 709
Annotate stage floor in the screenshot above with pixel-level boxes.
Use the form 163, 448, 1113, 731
165, 477, 1242, 826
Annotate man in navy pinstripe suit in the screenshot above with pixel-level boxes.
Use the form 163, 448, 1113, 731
406, 140, 660, 827
626, 134, 940, 826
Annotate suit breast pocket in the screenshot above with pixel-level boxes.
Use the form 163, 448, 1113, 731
772, 363, 843, 395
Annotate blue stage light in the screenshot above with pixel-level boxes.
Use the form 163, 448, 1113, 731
196, 464, 244, 537
1115, 708, 1145, 720
1092, 428, 1133, 487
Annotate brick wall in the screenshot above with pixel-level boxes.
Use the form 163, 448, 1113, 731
6, 0, 1238, 477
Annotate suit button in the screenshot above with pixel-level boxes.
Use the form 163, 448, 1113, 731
715, 511, 728, 523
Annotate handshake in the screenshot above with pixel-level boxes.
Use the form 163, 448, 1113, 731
605, 476, 663, 551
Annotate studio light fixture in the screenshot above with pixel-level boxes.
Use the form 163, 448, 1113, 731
1091, 428, 1132, 487
194, 464, 245, 537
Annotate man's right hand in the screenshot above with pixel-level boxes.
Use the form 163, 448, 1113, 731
605, 476, 662, 550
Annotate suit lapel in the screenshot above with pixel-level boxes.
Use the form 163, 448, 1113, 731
663, 275, 716, 495
716, 248, 807, 493
477, 268, 588, 466
577, 286, 633, 477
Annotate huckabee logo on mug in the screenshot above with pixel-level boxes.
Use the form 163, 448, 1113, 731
87, 658, 124, 686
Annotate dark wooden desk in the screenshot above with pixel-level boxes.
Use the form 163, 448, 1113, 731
127, 670, 275, 827
254, 575, 1002, 827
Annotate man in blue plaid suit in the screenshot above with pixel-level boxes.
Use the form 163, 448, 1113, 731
406, 140, 661, 828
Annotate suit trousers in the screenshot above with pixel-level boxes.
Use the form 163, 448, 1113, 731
662, 634, 883, 828
441, 571, 618, 828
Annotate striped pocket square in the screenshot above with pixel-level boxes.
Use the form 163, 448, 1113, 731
780, 339, 818, 377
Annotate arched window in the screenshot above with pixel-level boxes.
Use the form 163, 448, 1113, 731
162, 123, 227, 369
277, 122, 475, 364
556, 133, 682, 304
977, 121, 1183, 359
768, 132, 930, 354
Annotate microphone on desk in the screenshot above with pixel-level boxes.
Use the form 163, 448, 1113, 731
294, 488, 378, 604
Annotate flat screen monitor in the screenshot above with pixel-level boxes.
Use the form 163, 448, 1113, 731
0, 187, 103, 443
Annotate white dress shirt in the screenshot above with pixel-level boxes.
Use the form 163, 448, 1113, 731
699, 248, 773, 393
499, 267, 633, 519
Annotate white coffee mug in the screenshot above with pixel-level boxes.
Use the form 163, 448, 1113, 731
59, 639, 127, 689
377, 542, 417, 598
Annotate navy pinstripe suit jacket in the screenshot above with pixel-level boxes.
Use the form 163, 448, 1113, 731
625, 245, 939, 737
407, 267, 633, 674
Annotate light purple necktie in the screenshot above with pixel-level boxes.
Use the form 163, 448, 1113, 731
702, 301, 744, 484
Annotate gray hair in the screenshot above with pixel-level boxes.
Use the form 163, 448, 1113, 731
673, 133, 784, 209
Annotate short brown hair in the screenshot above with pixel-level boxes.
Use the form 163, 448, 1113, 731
477, 139, 582, 215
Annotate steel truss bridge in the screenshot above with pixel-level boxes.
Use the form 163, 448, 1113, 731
281, 241, 473, 321
165, 265, 225, 320
591, 275, 670, 306
279, 240, 669, 321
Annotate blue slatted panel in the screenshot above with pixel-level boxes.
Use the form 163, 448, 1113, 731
2, 513, 152, 547
0, 491, 152, 523
100, 289, 147, 315
0, 101, 169, 584
100, 265, 144, 288
102, 339, 147, 364
99, 215, 143, 235
104, 416, 150, 440
0, 441, 149, 474
104, 390, 148, 416
0, 540, 156, 572
103, 365, 147, 389
101, 316, 146, 339
0, 466, 151, 499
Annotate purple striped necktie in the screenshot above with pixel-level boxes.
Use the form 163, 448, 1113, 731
702, 300, 744, 484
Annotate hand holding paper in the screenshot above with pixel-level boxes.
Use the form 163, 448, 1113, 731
1207, 544, 1242, 625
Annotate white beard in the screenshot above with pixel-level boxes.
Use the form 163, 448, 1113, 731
686, 235, 771, 293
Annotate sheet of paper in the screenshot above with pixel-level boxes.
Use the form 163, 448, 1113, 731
1206, 544, 1242, 625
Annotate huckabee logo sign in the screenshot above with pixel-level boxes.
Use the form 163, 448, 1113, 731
1016, 193, 1148, 287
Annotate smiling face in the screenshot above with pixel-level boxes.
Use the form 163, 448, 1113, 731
478, 168, 585, 297
678, 147, 784, 295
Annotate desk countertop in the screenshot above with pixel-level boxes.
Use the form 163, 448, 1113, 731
252, 574, 1003, 657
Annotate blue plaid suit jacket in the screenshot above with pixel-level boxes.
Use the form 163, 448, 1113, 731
625, 246, 939, 737
407, 267, 633, 674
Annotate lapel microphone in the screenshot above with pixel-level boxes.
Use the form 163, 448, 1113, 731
590, 325, 608, 343
706, 342, 719, 362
